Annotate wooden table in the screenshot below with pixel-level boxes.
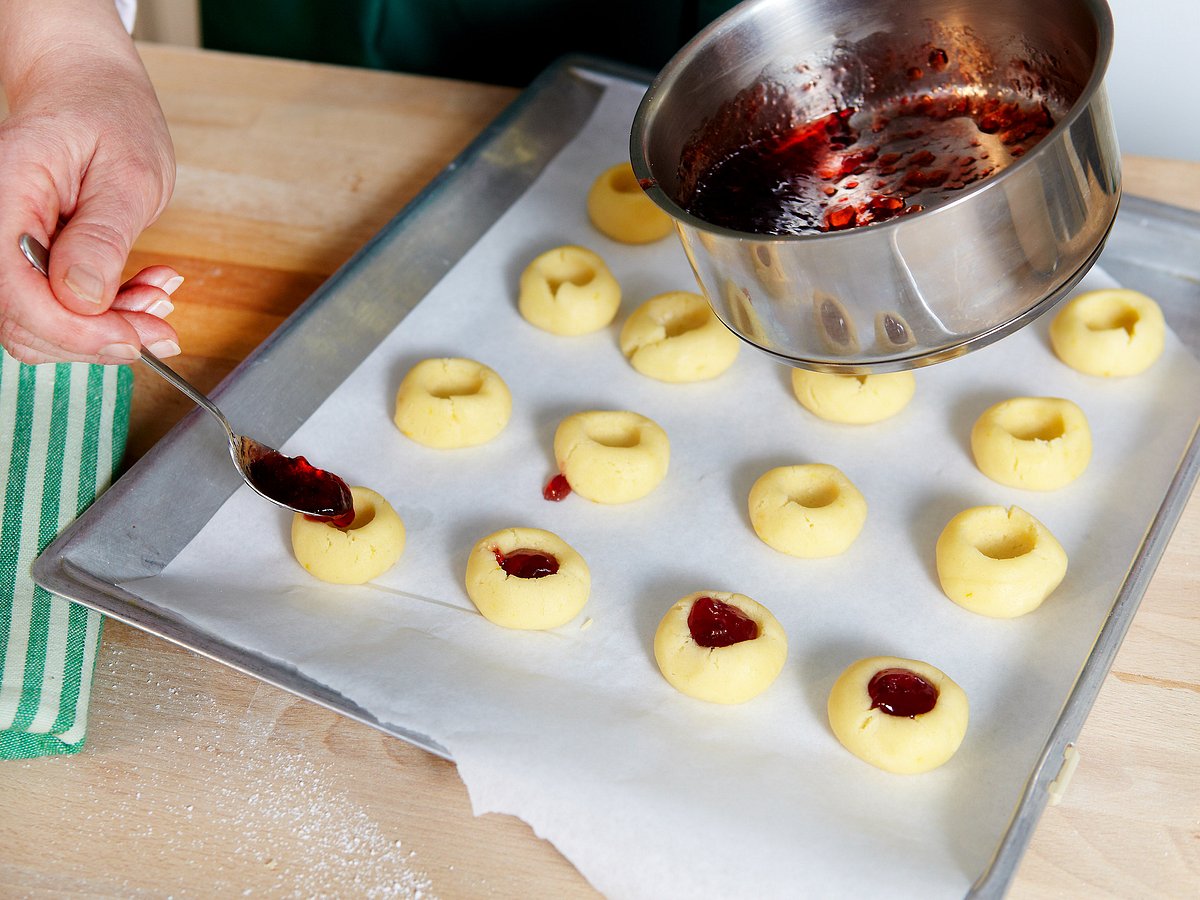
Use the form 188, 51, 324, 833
2, 44, 1197, 897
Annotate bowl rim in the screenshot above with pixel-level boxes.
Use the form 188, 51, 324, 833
629, 0, 1116, 243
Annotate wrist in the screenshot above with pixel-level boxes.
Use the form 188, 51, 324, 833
0, 0, 137, 101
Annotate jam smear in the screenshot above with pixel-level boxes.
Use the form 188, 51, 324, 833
247, 449, 354, 524
868, 667, 939, 717
687, 596, 759, 648
543, 473, 572, 502
494, 548, 559, 579
683, 92, 1055, 235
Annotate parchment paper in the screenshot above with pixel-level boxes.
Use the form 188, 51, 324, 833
127, 75, 1200, 898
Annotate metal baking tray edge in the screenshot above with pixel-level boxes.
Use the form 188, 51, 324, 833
32, 55, 1200, 897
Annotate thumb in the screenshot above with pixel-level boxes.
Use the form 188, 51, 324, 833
48, 194, 144, 316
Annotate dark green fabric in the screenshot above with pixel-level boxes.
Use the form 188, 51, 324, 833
201, 0, 738, 86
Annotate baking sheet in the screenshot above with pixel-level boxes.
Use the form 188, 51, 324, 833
35, 59, 1200, 899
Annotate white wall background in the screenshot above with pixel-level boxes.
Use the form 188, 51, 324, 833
1105, 0, 1198, 160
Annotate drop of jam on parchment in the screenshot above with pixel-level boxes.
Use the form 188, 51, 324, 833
247, 449, 355, 526
687, 596, 759, 648
543, 473, 572, 502
493, 548, 560, 579
682, 87, 1056, 235
867, 667, 939, 718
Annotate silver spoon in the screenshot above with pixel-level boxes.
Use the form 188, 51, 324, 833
19, 234, 353, 524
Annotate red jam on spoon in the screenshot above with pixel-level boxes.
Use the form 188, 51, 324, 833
494, 548, 559, 579
687, 596, 759, 648
247, 449, 354, 526
868, 667, 939, 717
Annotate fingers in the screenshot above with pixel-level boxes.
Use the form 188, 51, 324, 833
48, 205, 139, 316
113, 266, 183, 356
122, 264, 184, 293
0, 262, 182, 364
112, 266, 184, 317
117, 309, 181, 359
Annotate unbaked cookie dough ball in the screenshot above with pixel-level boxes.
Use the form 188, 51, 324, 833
518, 245, 621, 335
971, 397, 1091, 490
291, 486, 406, 584
1049, 288, 1166, 377
464, 526, 590, 629
619, 291, 741, 382
748, 464, 867, 557
827, 656, 969, 774
553, 410, 669, 504
936, 505, 1068, 618
653, 591, 788, 704
790, 369, 916, 424
393, 357, 512, 449
587, 162, 674, 244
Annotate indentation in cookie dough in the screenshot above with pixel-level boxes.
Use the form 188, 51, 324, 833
291, 486, 406, 584
620, 291, 740, 382
393, 357, 512, 449
936, 505, 1067, 617
1049, 288, 1165, 377
748, 464, 867, 557
970, 397, 1091, 490
518, 245, 622, 336
553, 410, 670, 504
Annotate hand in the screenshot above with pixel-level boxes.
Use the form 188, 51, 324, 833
0, 25, 180, 365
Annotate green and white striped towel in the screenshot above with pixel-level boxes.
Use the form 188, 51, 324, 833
0, 350, 132, 758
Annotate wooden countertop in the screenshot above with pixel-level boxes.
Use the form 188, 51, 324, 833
2, 44, 1197, 897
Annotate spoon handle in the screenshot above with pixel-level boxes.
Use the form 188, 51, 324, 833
139, 347, 237, 443
18, 233, 237, 444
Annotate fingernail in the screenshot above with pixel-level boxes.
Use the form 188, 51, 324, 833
65, 264, 105, 304
98, 342, 140, 360
146, 339, 181, 358
146, 299, 174, 318
162, 275, 184, 296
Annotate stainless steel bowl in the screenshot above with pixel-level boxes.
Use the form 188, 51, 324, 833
631, 0, 1119, 371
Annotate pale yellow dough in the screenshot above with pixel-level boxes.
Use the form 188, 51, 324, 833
619, 291, 741, 382
291, 486, 405, 585
748, 464, 867, 557
936, 506, 1068, 618
790, 369, 916, 424
464, 527, 590, 629
1049, 288, 1166, 377
554, 410, 669, 504
971, 396, 1091, 490
518, 245, 621, 335
586, 162, 674, 244
393, 357, 512, 449
653, 591, 788, 704
827, 656, 969, 774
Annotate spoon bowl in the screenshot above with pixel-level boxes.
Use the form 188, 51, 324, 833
19, 234, 353, 523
